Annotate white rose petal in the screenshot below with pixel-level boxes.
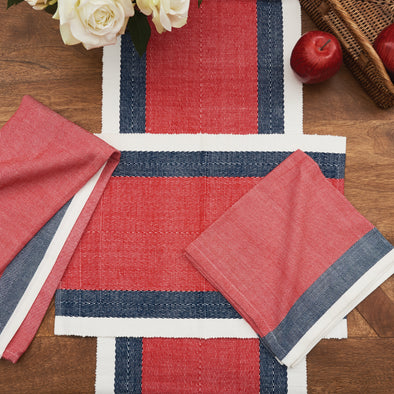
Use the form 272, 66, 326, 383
136, 0, 189, 33
136, 0, 158, 16
57, 0, 135, 50
25, 0, 49, 10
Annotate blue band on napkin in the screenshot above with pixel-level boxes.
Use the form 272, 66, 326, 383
263, 227, 393, 360
0, 202, 70, 333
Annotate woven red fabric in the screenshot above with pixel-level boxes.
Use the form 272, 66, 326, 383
185, 150, 373, 337
0, 96, 119, 362
2, 157, 119, 363
142, 338, 260, 393
0, 96, 119, 273
60, 175, 343, 293
145, 1, 258, 134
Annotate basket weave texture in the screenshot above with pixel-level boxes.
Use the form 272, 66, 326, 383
300, 0, 394, 109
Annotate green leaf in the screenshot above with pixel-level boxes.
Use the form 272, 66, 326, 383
198, 0, 203, 7
127, 10, 151, 57
44, 3, 58, 15
7, 0, 24, 9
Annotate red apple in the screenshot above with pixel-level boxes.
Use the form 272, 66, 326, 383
290, 31, 343, 84
373, 23, 394, 82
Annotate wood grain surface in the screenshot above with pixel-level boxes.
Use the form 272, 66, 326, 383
0, 3, 393, 393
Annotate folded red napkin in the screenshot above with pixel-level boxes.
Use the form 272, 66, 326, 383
185, 150, 394, 367
0, 96, 120, 362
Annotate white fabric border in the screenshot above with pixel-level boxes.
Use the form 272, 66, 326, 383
95, 337, 116, 394
325, 317, 348, 339
287, 357, 307, 394
0, 164, 106, 358
56, 316, 347, 341
282, 0, 303, 134
282, 248, 394, 367
98, 133, 346, 153
102, 38, 121, 134
56, 317, 258, 338
101, 0, 303, 135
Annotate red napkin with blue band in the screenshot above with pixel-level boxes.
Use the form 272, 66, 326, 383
0, 96, 119, 362
185, 149, 394, 367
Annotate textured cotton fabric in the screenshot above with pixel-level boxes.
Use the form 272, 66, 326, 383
55, 134, 347, 340
0, 96, 120, 362
185, 150, 394, 367
53, 134, 347, 392
102, 0, 303, 135
95, 337, 301, 394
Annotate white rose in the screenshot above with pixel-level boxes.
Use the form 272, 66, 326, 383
137, 0, 189, 34
25, 0, 49, 10
55, 0, 135, 50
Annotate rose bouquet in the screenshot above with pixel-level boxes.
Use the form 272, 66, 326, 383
7, 0, 201, 55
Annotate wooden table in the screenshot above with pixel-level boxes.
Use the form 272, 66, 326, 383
0, 4, 393, 393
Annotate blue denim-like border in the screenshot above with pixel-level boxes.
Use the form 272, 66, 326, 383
119, 34, 146, 134
259, 339, 287, 394
112, 151, 345, 179
55, 290, 241, 319
257, 0, 284, 134
0, 201, 70, 335
115, 337, 143, 393
263, 228, 393, 360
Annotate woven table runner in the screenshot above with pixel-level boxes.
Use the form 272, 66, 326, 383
94, 322, 347, 394
102, 0, 302, 135
54, 134, 348, 393
95, 337, 306, 393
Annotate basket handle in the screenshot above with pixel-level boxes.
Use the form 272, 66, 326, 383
321, 0, 393, 88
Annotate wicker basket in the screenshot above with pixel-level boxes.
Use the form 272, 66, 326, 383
299, 0, 394, 109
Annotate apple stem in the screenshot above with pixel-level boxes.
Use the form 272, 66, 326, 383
320, 39, 331, 51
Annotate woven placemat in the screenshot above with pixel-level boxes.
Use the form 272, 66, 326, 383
54, 134, 348, 393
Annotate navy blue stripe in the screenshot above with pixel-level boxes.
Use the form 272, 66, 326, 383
115, 337, 142, 394
112, 151, 345, 179
307, 151, 345, 178
257, 0, 284, 134
55, 290, 241, 319
0, 201, 70, 334
263, 228, 393, 360
119, 34, 146, 134
259, 339, 287, 394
